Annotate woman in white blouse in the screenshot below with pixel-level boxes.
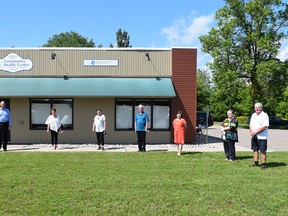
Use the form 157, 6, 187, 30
45, 108, 62, 150
92, 108, 106, 150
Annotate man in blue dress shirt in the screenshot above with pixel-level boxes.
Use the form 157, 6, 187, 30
135, 104, 149, 152
0, 101, 12, 151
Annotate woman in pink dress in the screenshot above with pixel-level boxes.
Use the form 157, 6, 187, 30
173, 111, 187, 156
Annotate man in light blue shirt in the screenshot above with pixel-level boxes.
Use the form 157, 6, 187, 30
0, 101, 12, 151
135, 104, 149, 152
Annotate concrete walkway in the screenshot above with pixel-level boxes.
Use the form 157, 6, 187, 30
2, 125, 286, 152
4, 143, 251, 152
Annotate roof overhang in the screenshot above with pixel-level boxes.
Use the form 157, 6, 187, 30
0, 77, 176, 97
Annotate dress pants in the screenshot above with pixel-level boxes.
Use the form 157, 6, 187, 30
223, 140, 229, 159
227, 139, 236, 160
96, 132, 105, 146
50, 130, 58, 145
0, 122, 9, 150
137, 131, 146, 151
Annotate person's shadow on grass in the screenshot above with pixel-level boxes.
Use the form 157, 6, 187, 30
236, 155, 253, 160
181, 151, 202, 155
266, 162, 287, 168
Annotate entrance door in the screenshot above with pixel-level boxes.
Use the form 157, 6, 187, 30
0, 98, 10, 141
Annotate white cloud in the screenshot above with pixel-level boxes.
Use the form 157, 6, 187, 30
277, 39, 288, 61
161, 13, 215, 46
161, 12, 215, 69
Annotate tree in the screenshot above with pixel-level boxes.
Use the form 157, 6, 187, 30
197, 69, 212, 111
208, 69, 252, 120
43, 31, 95, 47
199, 0, 288, 109
116, 28, 132, 48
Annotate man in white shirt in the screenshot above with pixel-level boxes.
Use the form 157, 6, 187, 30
249, 103, 269, 169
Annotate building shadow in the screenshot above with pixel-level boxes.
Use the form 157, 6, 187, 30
266, 162, 287, 168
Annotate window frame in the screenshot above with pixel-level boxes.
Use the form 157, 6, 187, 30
29, 98, 74, 130
115, 99, 171, 131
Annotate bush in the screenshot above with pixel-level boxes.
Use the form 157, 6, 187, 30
236, 116, 249, 124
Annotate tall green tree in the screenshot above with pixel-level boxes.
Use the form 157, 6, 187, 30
208, 69, 252, 120
116, 28, 132, 48
197, 69, 212, 111
277, 86, 288, 119
43, 31, 95, 47
199, 0, 288, 110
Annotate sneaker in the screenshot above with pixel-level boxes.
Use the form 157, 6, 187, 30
228, 159, 234, 162
225, 158, 229, 161
261, 165, 267, 170
97, 146, 101, 150
101, 146, 105, 151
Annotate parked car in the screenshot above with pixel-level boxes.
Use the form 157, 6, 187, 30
247, 115, 288, 126
197, 111, 214, 128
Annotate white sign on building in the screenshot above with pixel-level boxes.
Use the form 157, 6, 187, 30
84, 59, 118, 66
0, 53, 33, 73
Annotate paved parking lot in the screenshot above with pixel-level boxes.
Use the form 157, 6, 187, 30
206, 125, 288, 152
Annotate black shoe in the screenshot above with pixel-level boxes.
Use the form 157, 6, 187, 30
101, 146, 105, 151
3, 149, 7, 151
261, 164, 267, 170
97, 146, 101, 150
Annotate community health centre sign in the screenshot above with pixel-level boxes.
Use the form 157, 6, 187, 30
0, 53, 33, 73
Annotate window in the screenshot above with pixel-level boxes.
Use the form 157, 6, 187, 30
115, 100, 133, 130
30, 99, 73, 130
153, 100, 170, 130
115, 99, 170, 131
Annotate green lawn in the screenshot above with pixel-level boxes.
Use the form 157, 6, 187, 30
0, 152, 287, 216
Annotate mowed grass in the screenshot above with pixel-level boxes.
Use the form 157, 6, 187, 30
0, 151, 287, 216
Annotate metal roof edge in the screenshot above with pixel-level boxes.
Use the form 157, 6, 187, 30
0, 47, 197, 51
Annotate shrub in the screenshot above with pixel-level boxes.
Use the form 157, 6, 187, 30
236, 116, 249, 125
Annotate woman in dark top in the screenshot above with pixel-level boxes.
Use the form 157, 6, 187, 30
221, 110, 238, 161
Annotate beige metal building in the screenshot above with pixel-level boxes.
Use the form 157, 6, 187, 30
0, 47, 197, 144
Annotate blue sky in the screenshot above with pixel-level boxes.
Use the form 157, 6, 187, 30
1, 0, 287, 68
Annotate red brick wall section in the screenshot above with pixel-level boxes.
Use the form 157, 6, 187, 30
171, 48, 197, 143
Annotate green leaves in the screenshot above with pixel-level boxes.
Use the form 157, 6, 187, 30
43, 31, 95, 47
197, 69, 212, 111
199, 0, 288, 118
116, 28, 132, 48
